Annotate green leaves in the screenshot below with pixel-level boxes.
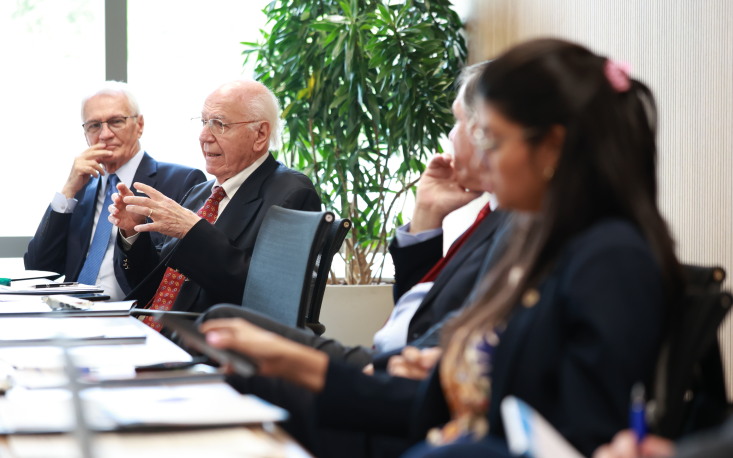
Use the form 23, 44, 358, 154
245, 0, 466, 284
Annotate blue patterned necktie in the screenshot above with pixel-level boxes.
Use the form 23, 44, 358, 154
77, 174, 120, 285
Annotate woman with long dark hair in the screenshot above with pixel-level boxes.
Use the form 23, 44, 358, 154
200, 38, 682, 457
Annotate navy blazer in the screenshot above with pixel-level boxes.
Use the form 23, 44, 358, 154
390, 209, 510, 343
24, 152, 206, 294
119, 154, 322, 314
315, 218, 667, 457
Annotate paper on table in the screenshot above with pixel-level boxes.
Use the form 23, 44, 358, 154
86, 382, 288, 427
0, 283, 104, 295
1, 270, 60, 281
0, 297, 137, 316
0, 382, 287, 433
501, 396, 583, 458
6, 427, 290, 458
0, 317, 146, 345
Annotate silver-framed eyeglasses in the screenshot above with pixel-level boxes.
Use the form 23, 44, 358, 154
82, 116, 138, 135
469, 122, 500, 154
193, 117, 262, 135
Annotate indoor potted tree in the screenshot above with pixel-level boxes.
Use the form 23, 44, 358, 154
243, 0, 466, 288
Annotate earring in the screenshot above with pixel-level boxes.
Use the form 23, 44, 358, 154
543, 166, 555, 181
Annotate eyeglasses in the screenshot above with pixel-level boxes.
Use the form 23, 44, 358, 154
82, 116, 138, 135
469, 123, 500, 154
469, 123, 538, 154
193, 117, 262, 135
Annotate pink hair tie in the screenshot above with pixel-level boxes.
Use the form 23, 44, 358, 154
604, 59, 631, 92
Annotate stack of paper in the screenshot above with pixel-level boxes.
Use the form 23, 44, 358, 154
0, 382, 288, 433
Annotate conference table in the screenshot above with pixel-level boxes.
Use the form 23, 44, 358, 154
0, 312, 312, 458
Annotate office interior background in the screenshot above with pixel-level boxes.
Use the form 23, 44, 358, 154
1, 0, 732, 396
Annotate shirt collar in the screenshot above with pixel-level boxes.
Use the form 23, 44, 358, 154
215, 152, 269, 199
105, 148, 145, 188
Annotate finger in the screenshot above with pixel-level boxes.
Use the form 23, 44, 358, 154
124, 204, 155, 217
76, 163, 105, 177
608, 430, 638, 457
388, 363, 408, 378
200, 318, 247, 334
122, 196, 153, 207
205, 329, 235, 348
640, 436, 674, 457
116, 182, 134, 196
387, 355, 406, 371
427, 153, 452, 166
401, 346, 421, 363
218, 362, 235, 375
592, 445, 612, 458
83, 142, 109, 153
132, 182, 164, 199
133, 222, 154, 233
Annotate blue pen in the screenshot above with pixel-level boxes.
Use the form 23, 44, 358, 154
630, 382, 647, 443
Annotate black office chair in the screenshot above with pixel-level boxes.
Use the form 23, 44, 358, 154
304, 218, 351, 335
242, 206, 333, 328
648, 264, 732, 439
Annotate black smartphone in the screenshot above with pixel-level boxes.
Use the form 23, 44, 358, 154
157, 314, 257, 378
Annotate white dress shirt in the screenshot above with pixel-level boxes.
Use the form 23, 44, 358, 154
51, 149, 145, 300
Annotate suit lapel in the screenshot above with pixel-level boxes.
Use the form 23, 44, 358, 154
488, 274, 559, 428
130, 152, 157, 193
214, 154, 278, 241
417, 210, 507, 311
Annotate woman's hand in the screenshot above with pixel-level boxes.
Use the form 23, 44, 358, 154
200, 318, 330, 392
593, 430, 675, 458
387, 346, 443, 380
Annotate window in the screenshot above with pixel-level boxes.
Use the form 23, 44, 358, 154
127, 0, 270, 170
0, 0, 104, 237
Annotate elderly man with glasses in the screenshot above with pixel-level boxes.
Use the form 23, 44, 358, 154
108, 80, 321, 327
25, 81, 207, 300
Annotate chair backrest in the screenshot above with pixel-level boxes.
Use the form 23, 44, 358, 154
242, 206, 333, 328
304, 218, 351, 335
649, 264, 732, 438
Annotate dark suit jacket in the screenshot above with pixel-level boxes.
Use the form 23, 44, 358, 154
119, 154, 321, 314
24, 152, 206, 294
315, 218, 667, 457
390, 209, 510, 343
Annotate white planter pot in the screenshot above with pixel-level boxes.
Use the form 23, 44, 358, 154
318, 284, 394, 348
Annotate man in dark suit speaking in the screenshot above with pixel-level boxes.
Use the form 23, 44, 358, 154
109, 80, 321, 327
24, 81, 207, 300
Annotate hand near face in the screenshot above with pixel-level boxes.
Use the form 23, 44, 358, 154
116, 182, 201, 239
592, 430, 675, 458
387, 346, 443, 380
61, 143, 112, 199
410, 154, 483, 233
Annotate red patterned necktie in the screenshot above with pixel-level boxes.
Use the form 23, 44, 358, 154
419, 203, 492, 283
142, 186, 227, 331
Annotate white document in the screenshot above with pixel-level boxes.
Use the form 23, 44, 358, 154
501, 396, 583, 458
0, 282, 103, 295
0, 382, 288, 433
0, 297, 136, 316
0, 317, 146, 345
